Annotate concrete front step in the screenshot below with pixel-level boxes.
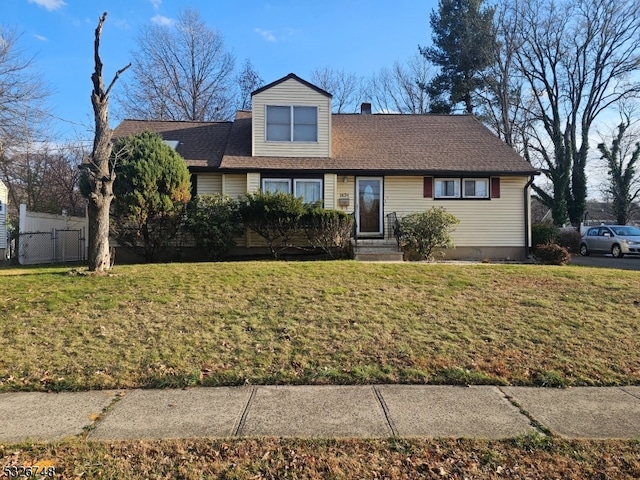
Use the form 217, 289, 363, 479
354, 252, 404, 261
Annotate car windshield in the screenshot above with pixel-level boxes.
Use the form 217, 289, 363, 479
611, 226, 640, 236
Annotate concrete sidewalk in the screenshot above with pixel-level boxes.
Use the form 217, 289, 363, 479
1, 385, 640, 443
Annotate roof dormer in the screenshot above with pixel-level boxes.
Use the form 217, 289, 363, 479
251, 73, 332, 157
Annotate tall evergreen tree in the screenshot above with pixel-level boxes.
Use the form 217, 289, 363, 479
421, 0, 495, 114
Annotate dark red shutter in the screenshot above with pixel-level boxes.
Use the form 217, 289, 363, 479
491, 177, 501, 198
423, 177, 433, 198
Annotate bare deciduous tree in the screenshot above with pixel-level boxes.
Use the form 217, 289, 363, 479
597, 108, 640, 225
476, 1, 534, 150
310, 67, 365, 113
118, 9, 235, 121
236, 58, 263, 111
0, 138, 86, 219
82, 12, 130, 272
508, 0, 640, 226
369, 54, 433, 114
0, 25, 50, 160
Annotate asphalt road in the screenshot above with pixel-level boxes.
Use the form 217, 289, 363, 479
569, 254, 640, 271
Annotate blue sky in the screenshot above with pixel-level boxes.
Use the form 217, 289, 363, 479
2, 0, 437, 140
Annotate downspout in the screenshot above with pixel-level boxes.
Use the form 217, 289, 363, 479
524, 175, 535, 259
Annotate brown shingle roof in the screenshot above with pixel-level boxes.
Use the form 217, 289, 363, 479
220, 113, 538, 175
113, 113, 538, 175
112, 119, 232, 169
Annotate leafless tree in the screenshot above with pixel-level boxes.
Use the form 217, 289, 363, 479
506, 0, 640, 226
117, 9, 235, 121
0, 25, 50, 160
476, 1, 534, 151
310, 67, 365, 113
0, 138, 86, 219
597, 105, 640, 225
369, 53, 433, 114
82, 12, 130, 272
236, 58, 263, 111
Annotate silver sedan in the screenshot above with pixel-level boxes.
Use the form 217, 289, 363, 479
579, 225, 640, 258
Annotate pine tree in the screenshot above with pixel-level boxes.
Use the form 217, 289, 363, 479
421, 0, 495, 114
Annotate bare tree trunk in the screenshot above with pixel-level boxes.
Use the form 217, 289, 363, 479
87, 12, 130, 272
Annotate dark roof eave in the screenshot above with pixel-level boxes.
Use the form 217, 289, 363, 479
209, 166, 540, 176
251, 73, 332, 98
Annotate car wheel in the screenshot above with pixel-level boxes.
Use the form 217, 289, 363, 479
579, 243, 589, 256
611, 244, 624, 258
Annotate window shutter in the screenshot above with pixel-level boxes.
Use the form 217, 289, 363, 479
491, 177, 501, 198
190, 174, 198, 198
423, 177, 433, 198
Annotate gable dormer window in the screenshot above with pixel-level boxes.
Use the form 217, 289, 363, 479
266, 105, 318, 142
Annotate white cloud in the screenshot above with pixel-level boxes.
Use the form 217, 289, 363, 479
33, 34, 49, 42
28, 0, 66, 11
255, 28, 276, 42
148, 0, 162, 9
151, 14, 173, 26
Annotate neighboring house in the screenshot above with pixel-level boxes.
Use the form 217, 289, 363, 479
114, 73, 539, 260
0, 180, 7, 260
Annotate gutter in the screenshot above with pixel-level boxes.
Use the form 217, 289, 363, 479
524, 175, 535, 258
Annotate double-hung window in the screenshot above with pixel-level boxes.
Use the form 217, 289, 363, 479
462, 178, 489, 198
266, 106, 318, 142
435, 179, 460, 198
262, 178, 291, 194
294, 179, 322, 204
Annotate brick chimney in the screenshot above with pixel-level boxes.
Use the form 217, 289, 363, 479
360, 102, 372, 114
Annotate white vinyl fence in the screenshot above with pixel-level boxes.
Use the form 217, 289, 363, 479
16, 204, 88, 265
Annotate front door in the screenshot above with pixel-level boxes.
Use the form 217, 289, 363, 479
356, 177, 383, 237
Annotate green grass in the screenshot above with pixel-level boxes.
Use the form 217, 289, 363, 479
1, 261, 639, 392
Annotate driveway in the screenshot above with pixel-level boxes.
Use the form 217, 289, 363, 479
569, 254, 640, 271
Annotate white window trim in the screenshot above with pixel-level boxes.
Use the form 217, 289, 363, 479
293, 178, 323, 204
462, 178, 489, 199
435, 178, 460, 199
262, 178, 292, 194
265, 105, 318, 143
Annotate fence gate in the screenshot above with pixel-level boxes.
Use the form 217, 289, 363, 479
15, 229, 85, 265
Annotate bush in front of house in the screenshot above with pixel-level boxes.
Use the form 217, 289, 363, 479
534, 243, 571, 265
398, 207, 460, 261
303, 207, 354, 258
184, 194, 243, 260
110, 131, 191, 262
531, 223, 560, 250
558, 228, 581, 253
238, 191, 307, 258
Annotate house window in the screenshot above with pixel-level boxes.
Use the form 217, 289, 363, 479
294, 179, 322, 204
435, 179, 460, 198
266, 106, 318, 142
262, 178, 291, 194
462, 178, 489, 198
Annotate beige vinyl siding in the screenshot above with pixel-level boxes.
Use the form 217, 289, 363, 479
336, 175, 355, 214
195, 173, 222, 195
323, 173, 337, 209
252, 78, 331, 157
246, 172, 261, 193
384, 176, 528, 247
223, 174, 248, 199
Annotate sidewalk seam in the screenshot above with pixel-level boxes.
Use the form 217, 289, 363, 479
83, 391, 125, 439
618, 386, 640, 401
497, 387, 552, 436
233, 386, 257, 436
373, 386, 397, 437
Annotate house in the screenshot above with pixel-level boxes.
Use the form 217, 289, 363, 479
0, 180, 7, 260
114, 73, 539, 260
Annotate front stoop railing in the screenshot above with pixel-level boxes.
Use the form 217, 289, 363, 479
352, 212, 404, 261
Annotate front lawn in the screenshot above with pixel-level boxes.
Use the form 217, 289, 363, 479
2, 437, 639, 479
1, 261, 638, 391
